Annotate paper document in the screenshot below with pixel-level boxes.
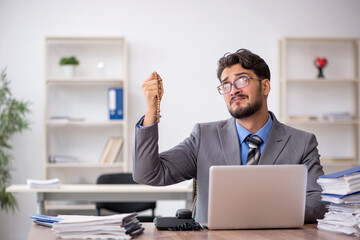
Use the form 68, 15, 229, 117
52, 213, 144, 239
27, 178, 60, 188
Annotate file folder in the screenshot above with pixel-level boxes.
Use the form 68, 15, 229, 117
108, 88, 123, 120
319, 165, 360, 179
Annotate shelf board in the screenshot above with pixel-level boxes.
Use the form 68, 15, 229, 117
46, 77, 124, 84
46, 36, 125, 42
46, 162, 125, 168
283, 79, 358, 83
47, 120, 125, 127
283, 37, 356, 42
286, 120, 359, 125
320, 158, 357, 166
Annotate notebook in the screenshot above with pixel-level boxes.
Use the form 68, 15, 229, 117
206, 165, 307, 230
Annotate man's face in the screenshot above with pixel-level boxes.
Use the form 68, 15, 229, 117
220, 64, 268, 119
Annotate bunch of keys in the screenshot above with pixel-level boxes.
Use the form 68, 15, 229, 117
153, 72, 164, 123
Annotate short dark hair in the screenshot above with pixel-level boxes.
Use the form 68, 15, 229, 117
217, 49, 270, 81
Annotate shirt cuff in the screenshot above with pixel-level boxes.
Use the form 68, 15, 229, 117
138, 116, 157, 129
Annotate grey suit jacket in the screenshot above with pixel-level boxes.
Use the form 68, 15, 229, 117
132, 112, 327, 223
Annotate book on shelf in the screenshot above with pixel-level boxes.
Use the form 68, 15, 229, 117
99, 137, 123, 164
99, 138, 114, 164
108, 88, 123, 120
50, 116, 85, 122
289, 115, 318, 121
317, 166, 360, 236
48, 155, 79, 163
107, 137, 124, 163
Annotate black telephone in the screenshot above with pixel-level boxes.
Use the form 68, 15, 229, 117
154, 209, 202, 230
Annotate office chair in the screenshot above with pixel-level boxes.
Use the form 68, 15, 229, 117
95, 173, 156, 222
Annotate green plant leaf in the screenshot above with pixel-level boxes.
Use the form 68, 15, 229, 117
0, 186, 18, 213
0, 68, 31, 212
59, 56, 80, 65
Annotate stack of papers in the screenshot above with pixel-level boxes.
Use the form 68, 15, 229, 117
317, 166, 360, 236
322, 112, 353, 121
317, 204, 360, 235
50, 116, 85, 122
53, 213, 143, 239
48, 155, 79, 163
27, 178, 60, 188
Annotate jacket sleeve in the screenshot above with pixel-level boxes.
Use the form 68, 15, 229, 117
132, 117, 198, 186
302, 133, 328, 223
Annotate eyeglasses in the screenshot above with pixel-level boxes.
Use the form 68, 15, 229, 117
217, 76, 251, 95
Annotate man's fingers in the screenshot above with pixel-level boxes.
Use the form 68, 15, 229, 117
142, 73, 161, 105
144, 72, 157, 82
142, 80, 158, 94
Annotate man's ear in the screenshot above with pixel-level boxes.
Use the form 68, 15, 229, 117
262, 79, 270, 96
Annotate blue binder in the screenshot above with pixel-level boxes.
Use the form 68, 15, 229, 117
30, 214, 63, 223
108, 88, 123, 120
322, 191, 360, 199
319, 165, 360, 179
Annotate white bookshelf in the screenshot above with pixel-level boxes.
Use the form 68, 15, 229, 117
279, 38, 360, 174
44, 37, 129, 184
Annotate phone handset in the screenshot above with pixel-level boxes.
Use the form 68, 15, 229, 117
176, 208, 192, 219
154, 209, 202, 230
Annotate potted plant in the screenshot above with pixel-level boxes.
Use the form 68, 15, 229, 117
59, 56, 80, 77
0, 68, 31, 212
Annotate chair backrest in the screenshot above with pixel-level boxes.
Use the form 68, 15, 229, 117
96, 173, 137, 185
95, 173, 156, 216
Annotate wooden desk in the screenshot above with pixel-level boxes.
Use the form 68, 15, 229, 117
6, 184, 193, 214
27, 222, 355, 240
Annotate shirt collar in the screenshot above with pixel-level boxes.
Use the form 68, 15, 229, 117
235, 113, 273, 143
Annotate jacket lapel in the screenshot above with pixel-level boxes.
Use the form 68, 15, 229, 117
259, 112, 290, 165
217, 118, 241, 165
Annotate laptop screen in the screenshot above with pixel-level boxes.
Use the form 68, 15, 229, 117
206, 165, 307, 229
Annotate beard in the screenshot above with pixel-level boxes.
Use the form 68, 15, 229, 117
227, 91, 263, 119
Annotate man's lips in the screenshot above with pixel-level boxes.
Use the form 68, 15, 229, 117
230, 94, 248, 105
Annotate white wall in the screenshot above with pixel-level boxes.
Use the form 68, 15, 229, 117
0, 0, 359, 239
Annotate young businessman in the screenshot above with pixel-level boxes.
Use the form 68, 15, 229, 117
132, 49, 326, 223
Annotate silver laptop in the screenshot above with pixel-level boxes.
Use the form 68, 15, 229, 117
206, 165, 307, 230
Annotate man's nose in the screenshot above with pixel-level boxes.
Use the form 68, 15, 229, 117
229, 83, 240, 95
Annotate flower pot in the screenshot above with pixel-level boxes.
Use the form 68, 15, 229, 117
61, 65, 76, 77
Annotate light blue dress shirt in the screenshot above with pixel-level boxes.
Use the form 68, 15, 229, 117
236, 113, 273, 165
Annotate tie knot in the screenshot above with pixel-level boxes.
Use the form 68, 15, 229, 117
246, 135, 262, 148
